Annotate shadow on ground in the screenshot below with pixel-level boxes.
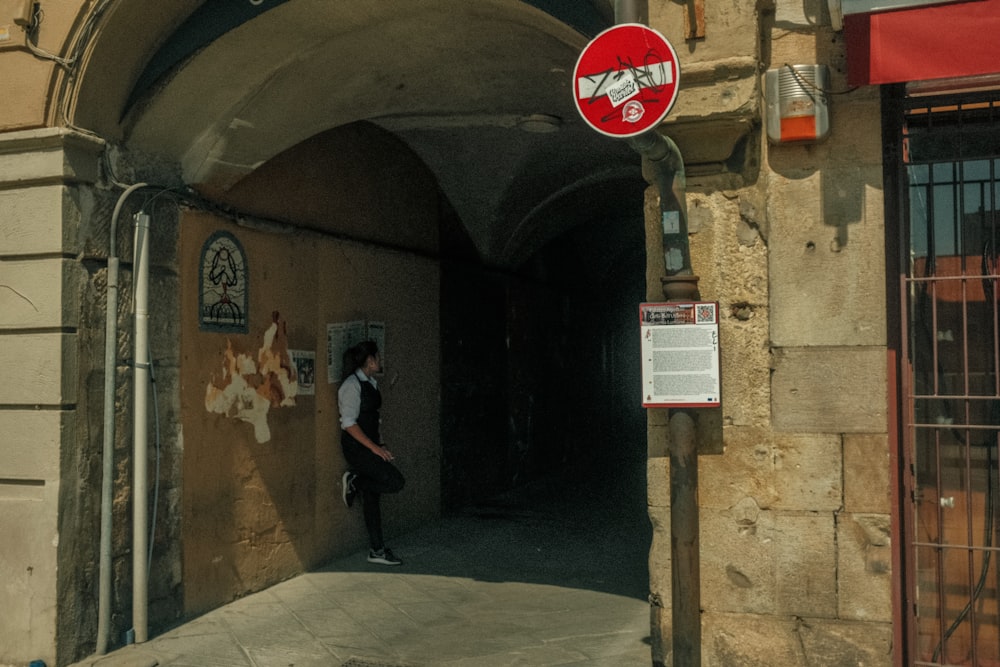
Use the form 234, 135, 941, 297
323, 459, 652, 603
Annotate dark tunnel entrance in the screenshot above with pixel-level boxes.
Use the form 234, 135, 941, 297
438, 176, 651, 598
439, 181, 649, 511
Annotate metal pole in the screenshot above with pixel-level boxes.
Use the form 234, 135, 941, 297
625, 121, 703, 667
612, 3, 702, 663
669, 409, 701, 667
648, 137, 702, 667
626, 129, 703, 667
97, 253, 118, 653
132, 211, 151, 643
659, 154, 702, 667
614, 0, 646, 24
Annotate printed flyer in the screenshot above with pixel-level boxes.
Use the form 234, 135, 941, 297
640, 302, 721, 408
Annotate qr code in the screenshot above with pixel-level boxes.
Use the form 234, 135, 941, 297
696, 304, 716, 324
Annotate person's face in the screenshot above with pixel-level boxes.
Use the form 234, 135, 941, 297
365, 353, 381, 375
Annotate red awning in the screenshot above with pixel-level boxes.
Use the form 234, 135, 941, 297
845, 0, 1000, 86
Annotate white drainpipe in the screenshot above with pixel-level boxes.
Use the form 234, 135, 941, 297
131, 210, 152, 643
97, 182, 148, 654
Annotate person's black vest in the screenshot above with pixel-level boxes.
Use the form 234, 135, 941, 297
345, 373, 381, 445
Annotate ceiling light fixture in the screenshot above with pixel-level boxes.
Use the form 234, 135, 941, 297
517, 114, 562, 133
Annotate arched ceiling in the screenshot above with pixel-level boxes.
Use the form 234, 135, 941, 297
85, 0, 643, 268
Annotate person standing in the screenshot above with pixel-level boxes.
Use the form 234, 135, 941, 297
338, 340, 405, 565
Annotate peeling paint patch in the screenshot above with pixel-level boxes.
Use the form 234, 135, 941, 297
205, 312, 298, 443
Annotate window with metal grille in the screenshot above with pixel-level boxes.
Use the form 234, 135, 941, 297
902, 89, 1000, 666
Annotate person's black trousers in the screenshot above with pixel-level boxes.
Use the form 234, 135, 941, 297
341, 440, 405, 551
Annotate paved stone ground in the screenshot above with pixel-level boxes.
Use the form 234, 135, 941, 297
70, 463, 653, 667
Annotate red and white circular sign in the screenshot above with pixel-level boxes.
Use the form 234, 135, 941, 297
572, 23, 680, 138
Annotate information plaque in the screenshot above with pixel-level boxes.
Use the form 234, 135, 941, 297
640, 302, 721, 408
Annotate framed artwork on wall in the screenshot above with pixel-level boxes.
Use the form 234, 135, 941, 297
199, 230, 249, 333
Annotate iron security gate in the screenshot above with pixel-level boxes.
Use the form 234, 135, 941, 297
901, 89, 1000, 666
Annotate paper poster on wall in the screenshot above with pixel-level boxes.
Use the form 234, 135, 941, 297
326, 320, 385, 383
289, 349, 315, 395
640, 302, 721, 408
327, 321, 365, 382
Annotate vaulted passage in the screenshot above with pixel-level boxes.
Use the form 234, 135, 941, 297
71, 0, 652, 643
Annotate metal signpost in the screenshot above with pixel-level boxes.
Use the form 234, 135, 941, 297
574, 22, 710, 666
572, 23, 681, 138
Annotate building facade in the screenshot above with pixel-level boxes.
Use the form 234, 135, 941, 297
2, 1, 999, 665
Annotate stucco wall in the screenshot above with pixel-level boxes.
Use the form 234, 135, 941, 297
178, 211, 441, 615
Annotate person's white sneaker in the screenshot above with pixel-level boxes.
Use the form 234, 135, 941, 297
367, 548, 402, 566
341, 471, 357, 508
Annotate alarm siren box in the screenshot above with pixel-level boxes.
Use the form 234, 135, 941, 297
766, 65, 831, 144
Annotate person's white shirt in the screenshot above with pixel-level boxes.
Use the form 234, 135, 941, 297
338, 369, 378, 430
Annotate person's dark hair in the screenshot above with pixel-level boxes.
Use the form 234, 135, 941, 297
342, 340, 379, 380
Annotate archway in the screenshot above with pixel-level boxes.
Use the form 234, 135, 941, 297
65, 0, 649, 652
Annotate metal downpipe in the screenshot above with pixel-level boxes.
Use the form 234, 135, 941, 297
638, 133, 702, 667
667, 407, 701, 667
641, 138, 702, 666
639, 135, 702, 667
614, 0, 644, 24
614, 3, 702, 665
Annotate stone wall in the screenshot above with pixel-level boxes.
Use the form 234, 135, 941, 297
0, 129, 105, 667
645, 1, 893, 664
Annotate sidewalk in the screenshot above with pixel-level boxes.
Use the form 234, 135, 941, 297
71, 469, 653, 667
